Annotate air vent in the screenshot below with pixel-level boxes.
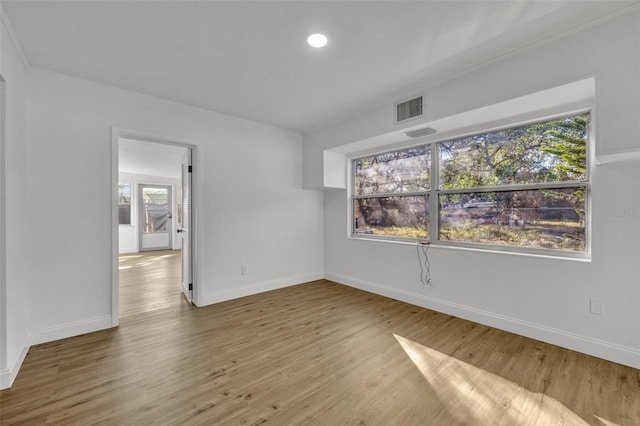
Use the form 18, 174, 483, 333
396, 96, 423, 122
405, 126, 436, 138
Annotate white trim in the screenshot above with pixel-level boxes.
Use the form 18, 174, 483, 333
0, 76, 6, 377
326, 272, 640, 369
111, 130, 120, 327
0, 335, 28, 390
197, 272, 325, 307
0, 5, 29, 68
29, 316, 112, 346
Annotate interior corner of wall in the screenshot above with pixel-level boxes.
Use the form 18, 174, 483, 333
0, 333, 29, 390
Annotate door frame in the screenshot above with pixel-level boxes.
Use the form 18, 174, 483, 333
0, 75, 7, 381
110, 127, 198, 327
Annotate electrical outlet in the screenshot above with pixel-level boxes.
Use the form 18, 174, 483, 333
241, 265, 248, 275
590, 298, 603, 315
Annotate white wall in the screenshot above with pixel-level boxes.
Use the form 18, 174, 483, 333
305, 12, 640, 367
0, 9, 29, 389
118, 171, 182, 253
25, 66, 324, 344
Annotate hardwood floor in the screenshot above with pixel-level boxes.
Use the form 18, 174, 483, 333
119, 250, 188, 317
1, 279, 638, 425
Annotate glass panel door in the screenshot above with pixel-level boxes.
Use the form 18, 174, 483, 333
139, 184, 172, 251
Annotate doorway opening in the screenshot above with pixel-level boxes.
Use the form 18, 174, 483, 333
111, 131, 195, 325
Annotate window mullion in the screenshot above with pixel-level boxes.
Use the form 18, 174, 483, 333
353, 191, 428, 199
439, 181, 587, 195
429, 143, 439, 242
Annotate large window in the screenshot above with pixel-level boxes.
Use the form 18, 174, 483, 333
352, 113, 590, 254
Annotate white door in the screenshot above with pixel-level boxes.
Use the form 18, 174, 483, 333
178, 150, 192, 302
139, 184, 172, 251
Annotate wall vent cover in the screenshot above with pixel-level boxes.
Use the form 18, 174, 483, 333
405, 126, 436, 138
396, 96, 423, 122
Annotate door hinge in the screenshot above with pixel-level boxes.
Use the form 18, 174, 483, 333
188, 165, 192, 173
188, 283, 193, 291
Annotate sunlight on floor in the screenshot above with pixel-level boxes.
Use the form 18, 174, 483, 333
593, 416, 622, 426
123, 252, 178, 267
119, 250, 184, 317
119, 255, 142, 261
393, 334, 619, 426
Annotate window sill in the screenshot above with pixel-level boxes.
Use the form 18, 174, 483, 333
348, 235, 591, 262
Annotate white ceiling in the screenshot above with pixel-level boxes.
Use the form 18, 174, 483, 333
3, 1, 637, 133
119, 138, 186, 179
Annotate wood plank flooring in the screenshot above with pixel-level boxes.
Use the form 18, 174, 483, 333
118, 250, 187, 317
1, 277, 639, 425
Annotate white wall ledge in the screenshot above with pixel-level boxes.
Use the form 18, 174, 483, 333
595, 149, 640, 165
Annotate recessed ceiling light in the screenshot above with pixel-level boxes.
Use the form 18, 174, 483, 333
307, 33, 328, 48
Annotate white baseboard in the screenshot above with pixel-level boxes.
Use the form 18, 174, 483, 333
2, 316, 113, 389
0, 335, 29, 390
197, 272, 324, 307
29, 316, 113, 346
326, 272, 640, 370
118, 248, 138, 254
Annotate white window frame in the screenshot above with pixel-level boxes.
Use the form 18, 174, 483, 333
350, 109, 592, 259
